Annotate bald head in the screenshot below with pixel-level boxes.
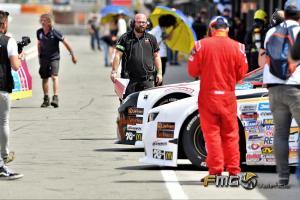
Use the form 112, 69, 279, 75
133, 13, 148, 33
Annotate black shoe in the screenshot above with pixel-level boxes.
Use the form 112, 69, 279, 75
51, 95, 59, 108
41, 95, 50, 107
278, 178, 289, 187
0, 165, 23, 180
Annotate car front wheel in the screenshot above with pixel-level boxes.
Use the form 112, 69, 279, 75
182, 114, 207, 168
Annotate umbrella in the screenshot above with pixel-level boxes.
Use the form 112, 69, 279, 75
150, 6, 196, 54
100, 5, 132, 24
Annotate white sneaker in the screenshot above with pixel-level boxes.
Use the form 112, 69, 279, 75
0, 165, 23, 180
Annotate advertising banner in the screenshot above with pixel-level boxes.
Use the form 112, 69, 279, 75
10, 59, 32, 100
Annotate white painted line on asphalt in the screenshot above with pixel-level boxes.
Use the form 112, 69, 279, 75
161, 170, 188, 200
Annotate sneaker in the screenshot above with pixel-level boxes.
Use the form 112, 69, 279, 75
51, 95, 59, 108
3, 151, 15, 164
0, 165, 23, 180
41, 95, 50, 107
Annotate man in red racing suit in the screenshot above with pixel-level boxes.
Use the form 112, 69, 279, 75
188, 16, 248, 176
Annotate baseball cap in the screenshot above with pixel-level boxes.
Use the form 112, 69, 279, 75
209, 16, 229, 28
284, 0, 300, 12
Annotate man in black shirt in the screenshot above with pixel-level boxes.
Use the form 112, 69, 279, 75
110, 13, 162, 99
37, 13, 77, 108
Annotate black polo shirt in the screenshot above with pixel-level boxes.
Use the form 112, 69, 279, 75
37, 28, 64, 60
116, 31, 159, 79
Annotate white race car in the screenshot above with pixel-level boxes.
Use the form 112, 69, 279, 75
116, 68, 264, 147
140, 91, 299, 167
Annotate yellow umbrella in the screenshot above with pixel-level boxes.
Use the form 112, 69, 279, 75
150, 6, 196, 54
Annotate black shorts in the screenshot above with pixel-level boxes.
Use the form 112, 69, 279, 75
39, 59, 60, 79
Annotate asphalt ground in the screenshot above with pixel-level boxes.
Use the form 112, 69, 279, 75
0, 13, 299, 199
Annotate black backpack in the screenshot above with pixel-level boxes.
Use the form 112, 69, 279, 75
266, 23, 298, 80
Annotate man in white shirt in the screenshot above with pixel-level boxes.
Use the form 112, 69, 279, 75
117, 14, 127, 38
263, 0, 300, 186
0, 10, 23, 180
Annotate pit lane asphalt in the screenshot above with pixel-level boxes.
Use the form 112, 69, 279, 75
0, 13, 299, 199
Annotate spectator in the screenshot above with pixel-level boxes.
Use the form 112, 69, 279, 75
232, 14, 246, 43
263, 0, 300, 186
289, 30, 300, 186
149, 14, 177, 81
244, 9, 269, 72
188, 16, 248, 179
168, 49, 179, 65
110, 13, 162, 99
37, 13, 77, 108
192, 12, 208, 40
222, 7, 234, 38
101, 19, 118, 67
87, 15, 101, 51
116, 14, 127, 38
258, 9, 285, 68
100, 22, 110, 66
0, 10, 23, 180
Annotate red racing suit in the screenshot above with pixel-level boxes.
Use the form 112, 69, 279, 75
188, 30, 248, 175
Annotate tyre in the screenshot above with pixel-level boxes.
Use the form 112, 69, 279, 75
182, 114, 207, 168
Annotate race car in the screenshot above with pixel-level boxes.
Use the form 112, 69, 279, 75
116, 67, 264, 147
140, 91, 299, 167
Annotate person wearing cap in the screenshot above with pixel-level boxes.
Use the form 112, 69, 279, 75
289, 31, 300, 186
244, 9, 269, 72
188, 16, 248, 177
263, 0, 300, 186
0, 10, 23, 180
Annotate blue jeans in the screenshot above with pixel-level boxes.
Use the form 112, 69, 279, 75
268, 85, 300, 181
90, 31, 100, 50
102, 41, 109, 66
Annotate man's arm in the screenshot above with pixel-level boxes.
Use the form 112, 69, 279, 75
188, 41, 202, 78
236, 43, 249, 81
9, 55, 21, 71
111, 49, 123, 83
154, 52, 162, 85
62, 39, 77, 64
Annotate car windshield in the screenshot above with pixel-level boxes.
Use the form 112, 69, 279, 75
242, 68, 263, 82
